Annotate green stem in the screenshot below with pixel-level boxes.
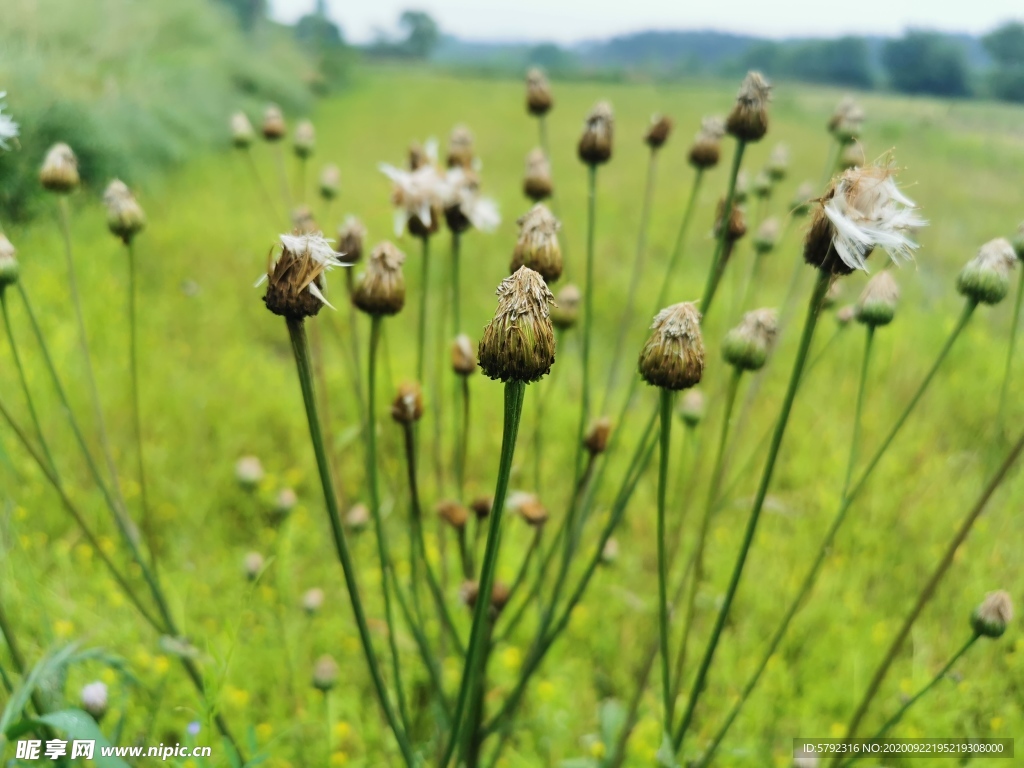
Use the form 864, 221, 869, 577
673, 268, 830, 753
574, 164, 598, 488
700, 140, 747, 318
126, 239, 155, 560
451, 231, 462, 336
273, 143, 293, 211
657, 389, 675, 731
844, 326, 874, 493
242, 148, 284, 224
441, 380, 527, 767
417, 236, 431, 384
0, 591, 54, 722
998, 265, 1024, 423
656, 170, 705, 313
285, 317, 415, 766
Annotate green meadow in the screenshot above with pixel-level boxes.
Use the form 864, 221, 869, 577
2, 66, 1024, 767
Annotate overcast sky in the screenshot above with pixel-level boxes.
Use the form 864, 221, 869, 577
270, 0, 1021, 44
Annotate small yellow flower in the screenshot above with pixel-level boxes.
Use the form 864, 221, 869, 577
101, 668, 117, 685
829, 722, 845, 738
74, 543, 92, 561
329, 751, 348, 766
990, 716, 1003, 731
153, 656, 170, 676
536, 680, 555, 703
54, 619, 74, 639
14, 506, 27, 521
589, 741, 606, 759
501, 647, 521, 672
332, 721, 351, 742
256, 722, 273, 742
226, 686, 250, 709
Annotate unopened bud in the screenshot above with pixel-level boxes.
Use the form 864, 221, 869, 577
957, 238, 1017, 305
723, 308, 778, 372
714, 198, 747, 243
766, 144, 789, 181
451, 334, 477, 376
312, 654, 339, 691
447, 124, 474, 169
790, 181, 815, 217
752, 171, 772, 200
523, 148, 553, 202
353, 242, 406, 316
856, 270, 900, 327
273, 488, 298, 519
40, 143, 79, 193
726, 72, 771, 142
319, 164, 340, 200
512, 204, 562, 282
235, 456, 264, 490
509, 492, 548, 527
262, 105, 286, 141
103, 179, 146, 243
839, 142, 864, 170
391, 382, 424, 424
971, 590, 1013, 639
302, 587, 324, 615
437, 500, 469, 530
753, 217, 780, 255
578, 101, 613, 165
644, 114, 673, 149
470, 496, 492, 520
678, 389, 705, 428
638, 303, 705, 390
583, 417, 612, 455
478, 267, 556, 383
244, 551, 265, 581
688, 117, 724, 170
231, 112, 255, 149
345, 503, 369, 533
835, 304, 857, 326
81, 682, 108, 720
526, 68, 553, 116
733, 172, 749, 204
829, 96, 864, 143
0, 235, 19, 290
293, 120, 315, 158
337, 216, 366, 265
551, 284, 581, 330
460, 580, 511, 617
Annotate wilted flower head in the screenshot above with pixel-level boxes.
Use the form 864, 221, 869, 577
511, 203, 562, 282
81, 681, 108, 720
509, 492, 548, 526
714, 198, 747, 243
0, 234, 19, 289
791, 181, 816, 217
752, 171, 773, 200
726, 71, 771, 142
0, 93, 19, 151
380, 160, 446, 238
319, 164, 340, 200
352, 241, 406, 316
638, 303, 705, 390
262, 104, 286, 141
293, 120, 315, 158
447, 124, 474, 168
583, 417, 612, 455
678, 388, 705, 427
443, 167, 500, 234
723, 308, 778, 371
478, 267, 556, 383
644, 114, 673, 149
259, 232, 345, 319
551, 283, 581, 330
391, 381, 424, 424
235, 455, 264, 490
753, 217, 780, 255
302, 587, 325, 615
337, 216, 366, 265
460, 580, 511, 617
243, 551, 265, 581
972, 590, 1013, 638
312, 654, 339, 691
804, 159, 926, 275
230, 111, 254, 149
766, 144, 789, 181
345, 503, 370, 532
437, 500, 469, 530
856, 270, 900, 327
829, 96, 865, 143
578, 101, 614, 165
451, 334, 477, 376
103, 180, 146, 243
40, 143, 79, 193
689, 116, 725, 169
523, 148, 553, 201
526, 68, 553, 116
957, 238, 1017, 305
470, 496, 492, 519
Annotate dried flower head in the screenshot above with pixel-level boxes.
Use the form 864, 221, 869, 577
753, 217, 781, 255
81, 681, 108, 720
856, 270, 900, 327
829, 96, 865, 143
583, 417, 612, 455
235, 456, 264, 490
753, 171, 773, 200
447, 124, 474, 169
294, 120, 315, 158
678, 388, 705, 427
638, 303, 705, 390
391, 381, 424, 424
479, 267, 556, 383
723, 308, 778, 371
804, 159, 925, 275
766, 144, 789, 181
381, 161, 446, 238
302, 587, 324, 615
512, 204, 562, 282
600, 537, 619, 565
839, 142, 865, 170
337, 216, 366, 265
551, 284, 581, 330
726, 72, 771, 142
957, 238, 1017, 305
523, 148, 553, 201
319, 164, 340, 200
243, 551, 265, 581
312, 654, 339, 691
835, 304, 857, 326
437, 500, 469, 530
689, 116, 725, 169
470, 497, 492, 519
972, 590, 1013, 638
0, 234, 20, 290
451, 334, 477, 376
460, 580, 511, 617
578, 101, 614, 165
0, 93, 19, 151
40, 143, 79, 193
644, 114, 673, 149
352, 242, 406, 316
714, 198, 747, 243
262, 105, 286, 141
259, 232, 345, 319
345, 503, 369, 532
443, 167, 500, 234
509, 492, 548, 526
526, 68, 553, 116
103, 179, 146, 243
231, 111, 255, 149
791, 181, 816, 217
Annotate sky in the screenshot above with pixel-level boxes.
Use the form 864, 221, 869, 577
269, 0, 1021, 44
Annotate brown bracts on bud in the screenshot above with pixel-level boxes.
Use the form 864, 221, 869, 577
470, 496, 492, 520
638, 302, 705, 390
726, 72, 771, 142
644, 114, 673, 149
40, 143, 79, 193
511, 204, 562, 282
262, 105, 286, 141
578, 101, 613, 165
460, 580, 511, 618
526, 68, 553, 116
715, 198, 747, 244
352, 242, 406, 316
510, 492, 548, 527
261, 233, 345, 320
451, 334, 477, 376
551, 283, 581, 330
337, 216, 366, 265
478, 267, 556, 383
102, 180, 145, 244
447, 124, 474, 169
391, 382, 424, 424
689, 117, 725, 170
523, 148, 553, 202
583, 417, 612, 455
437, 500, 469, 530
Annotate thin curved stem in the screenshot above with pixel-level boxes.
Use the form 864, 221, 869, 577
126, 239, 155, 560
417, 236, 431, 384
656, 388, 675, 732
998, 265, 1024, 424
700, 141, 747, 318
573, 165, 599, 488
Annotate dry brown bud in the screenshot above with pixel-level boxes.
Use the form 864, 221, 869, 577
261, 233, 344, 320
478, 267, 556, 383
460, 580, 511, 617
437, 500, 469, 530
583, 417, 612, 455
551, 284, 581, 330
262, 105, 286, 141
523, 148, 553, 201
578, 101, 614, 165
512, 204, 562, 283
451, 333, 478, 376
638, 303, 705, 390
291, 206, 317, 234
470, 496, 492, 519
526, 68, 553, 116
447, 124, 474, 169
391, 382, 424, 424
726, 72, 771, 142
352, 242, 406, 316
714, 198, 747, 243
644, 114, 673, 149
689, 117, 725, 170
510, 492, 548, 527
40, 143, 79, 193
337, 216, 366, 264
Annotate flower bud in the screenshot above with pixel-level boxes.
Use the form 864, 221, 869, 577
319, 164, 340, 200
829, 96, 864, 143
790, 181, 815, 217
583, 417, 612, 455
644, 114, 673, 149
577, 101, 613, 165
345, 503, 369, 533
600, 537, 619, 565
511, 204, 562, 282
638, 303, 705, 390
971, 590, 1013, 638
437, 500, 469, 530
408, 141, 431, 171
81, 682, 108, 720
678, 389, 705, 428
526, 68, 553, 116
723, 308, 778, 372
291, 206, 317, 234
0, 235, 19, 290
733, 171, 749, 204
235, 456, 264, 490
822, 281, 842, 309
312, 654, 339, 691
353, 242, 406, 316
293, 120, 314, 158
752, 171, 772, 200
103, 179, 146, 243
726, 72, 771, 142
856, 270, 900, 327
244, 551, 265, 581
231, 111, 255, 149
551, 284, 581, 330
688, 116, 725, 170
391, 381, 424, 424
451, 334, 477, 376
40, 143, 79, 193
509, 492, 548, 527
262, 233, 343, 319
523, 148, 553, 202
337, 216, 366, 265
1012, 223, 1024, 260
302, 587, 324, 615
460, 580, 511, 617
957, 238, 1017, 305
752, 217, 780, 256
839, 142, 864, 170
714, 198, 747, 243
272, 487, 297, 522
479, 267, 556, 383
835, 304, 857, 326
766, 144, 789, 182
470, 496, 492, 520
262, 105, 286, 141
447, 124, 474, 169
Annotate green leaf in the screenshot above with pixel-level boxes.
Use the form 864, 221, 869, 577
35, 708, 132, 768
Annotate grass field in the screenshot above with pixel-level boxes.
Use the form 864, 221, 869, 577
2, 65, 1024, 767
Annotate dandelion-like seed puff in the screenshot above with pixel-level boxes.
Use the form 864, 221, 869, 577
380, 160, 447, 238
258, 232, 346, 319
0, 92, 19, 150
